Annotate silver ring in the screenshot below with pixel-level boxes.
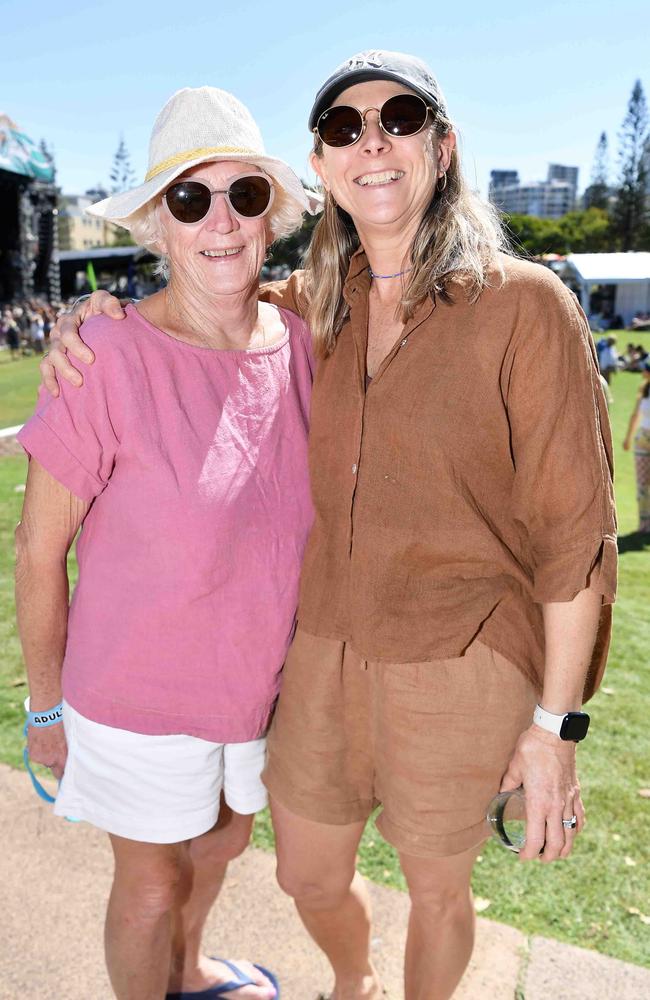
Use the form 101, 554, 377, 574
563, 816, 577, 829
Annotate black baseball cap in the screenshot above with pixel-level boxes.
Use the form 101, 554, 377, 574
309, 49, 448, 131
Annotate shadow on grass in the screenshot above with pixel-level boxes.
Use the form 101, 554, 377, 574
617, 531, 650, 554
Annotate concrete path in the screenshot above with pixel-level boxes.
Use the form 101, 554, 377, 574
2, 764, 649, 999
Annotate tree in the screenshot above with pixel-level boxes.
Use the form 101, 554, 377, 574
583, 132, 610, 210
504, 213, 562, 255
612, 80, 649, 250
504, 208, 612, 256
110, 225, 135, 247
642, 136, 650, 248
110, 136, 136, 194
556, 208, 612, 252
267, 202, 319, 271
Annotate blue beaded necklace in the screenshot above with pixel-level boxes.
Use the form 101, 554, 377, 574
368, 266, 412, 280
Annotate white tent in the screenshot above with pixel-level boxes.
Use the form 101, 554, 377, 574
560, 253, 650, 327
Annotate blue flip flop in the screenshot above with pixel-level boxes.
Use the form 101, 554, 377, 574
166, 958, 280, 999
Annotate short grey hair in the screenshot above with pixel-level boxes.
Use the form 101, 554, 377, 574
127, 174, 305, 281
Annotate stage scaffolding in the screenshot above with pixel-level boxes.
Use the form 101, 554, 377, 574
0, 114, 60, 302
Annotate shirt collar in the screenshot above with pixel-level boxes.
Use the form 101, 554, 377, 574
343, 246, 371, 306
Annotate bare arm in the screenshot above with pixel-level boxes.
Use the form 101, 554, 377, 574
40, 291, 127, 396
15, 460, 90, 778
42, 276, 309, 396
623, 397, 642, 450
500, 585, 602, 862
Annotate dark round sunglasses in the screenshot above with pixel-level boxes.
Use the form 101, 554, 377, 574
314, 93, 433, 148
164, 173, 274, 224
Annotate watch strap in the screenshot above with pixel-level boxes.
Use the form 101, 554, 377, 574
533, 703, 565, 736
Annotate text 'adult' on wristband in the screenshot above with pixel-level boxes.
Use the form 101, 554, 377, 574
23, 697, 64, 729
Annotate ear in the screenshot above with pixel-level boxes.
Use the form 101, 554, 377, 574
310, 149, 329, 191
265, 217, 274, 250
154, 201, 169, 255
437, 130, 457, 175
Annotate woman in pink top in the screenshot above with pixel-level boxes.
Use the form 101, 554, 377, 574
15, 87, 317, 1000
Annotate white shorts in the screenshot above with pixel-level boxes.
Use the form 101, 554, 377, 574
54, 701, 268, 843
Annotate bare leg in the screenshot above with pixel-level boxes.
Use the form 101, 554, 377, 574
106, 820, 276, 1000
400, 843, 482, 1000
105, 836, 185, 1000
270, 796, 381, 1000
170, 803, 262, 992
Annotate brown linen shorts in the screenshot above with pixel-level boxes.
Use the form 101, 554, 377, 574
263, 629, 538, 858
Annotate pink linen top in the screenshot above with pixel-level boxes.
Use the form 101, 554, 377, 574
18, 304, 315, 742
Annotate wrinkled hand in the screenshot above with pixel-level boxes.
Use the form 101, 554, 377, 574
40, 291, 127, 397
27, 722, 68, 782
500, 724, 585, 862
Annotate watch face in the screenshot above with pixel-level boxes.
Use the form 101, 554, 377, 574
560, 713, 590, 741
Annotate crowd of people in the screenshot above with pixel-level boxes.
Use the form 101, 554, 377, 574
595, 334, 650, 383
629, 311, 650, 333
0, 298, 68, 359
621, 341, 650, 371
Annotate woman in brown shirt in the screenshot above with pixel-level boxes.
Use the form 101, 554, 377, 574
44, 50, 615, 1000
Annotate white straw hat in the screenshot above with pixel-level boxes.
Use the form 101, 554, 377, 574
87, 87, 320, 226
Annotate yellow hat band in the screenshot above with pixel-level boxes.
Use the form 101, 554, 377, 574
145, 146, 259, 182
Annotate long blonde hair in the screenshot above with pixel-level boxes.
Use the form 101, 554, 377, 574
305, 113, 509, 358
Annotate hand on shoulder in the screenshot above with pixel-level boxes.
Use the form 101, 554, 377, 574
40, 291, 128, 397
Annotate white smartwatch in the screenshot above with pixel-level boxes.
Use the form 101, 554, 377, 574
533, 704, 590, 742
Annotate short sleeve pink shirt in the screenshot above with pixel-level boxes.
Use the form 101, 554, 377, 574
18, 305, 314, 742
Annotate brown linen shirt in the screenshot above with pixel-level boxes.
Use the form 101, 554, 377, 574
261, 250, 617, 701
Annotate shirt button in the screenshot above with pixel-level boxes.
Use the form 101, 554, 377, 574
400, 338, 408, 347
352, 463, 358, 474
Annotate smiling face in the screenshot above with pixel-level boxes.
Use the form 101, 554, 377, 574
156, 160, 271, 298
311, 79, 456, 241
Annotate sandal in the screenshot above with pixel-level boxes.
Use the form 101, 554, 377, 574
166, 958, 280, 999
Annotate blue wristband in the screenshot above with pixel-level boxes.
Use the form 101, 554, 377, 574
21, 699, 79, 820
22, 698, 63, 805
24, 697, 63, 729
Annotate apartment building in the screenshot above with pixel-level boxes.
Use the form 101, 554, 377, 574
58, 192, 119, 250
489, 164, 578, 218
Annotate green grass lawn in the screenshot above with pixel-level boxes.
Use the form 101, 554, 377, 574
0, 352, 43, 428
1, 333, 649, 967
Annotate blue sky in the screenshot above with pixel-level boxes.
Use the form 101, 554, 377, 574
3, 0, 649, 198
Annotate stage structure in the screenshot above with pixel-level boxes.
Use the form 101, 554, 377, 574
0, 113, 60, 302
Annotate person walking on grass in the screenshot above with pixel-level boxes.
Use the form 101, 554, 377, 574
623, 361, 650, 533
